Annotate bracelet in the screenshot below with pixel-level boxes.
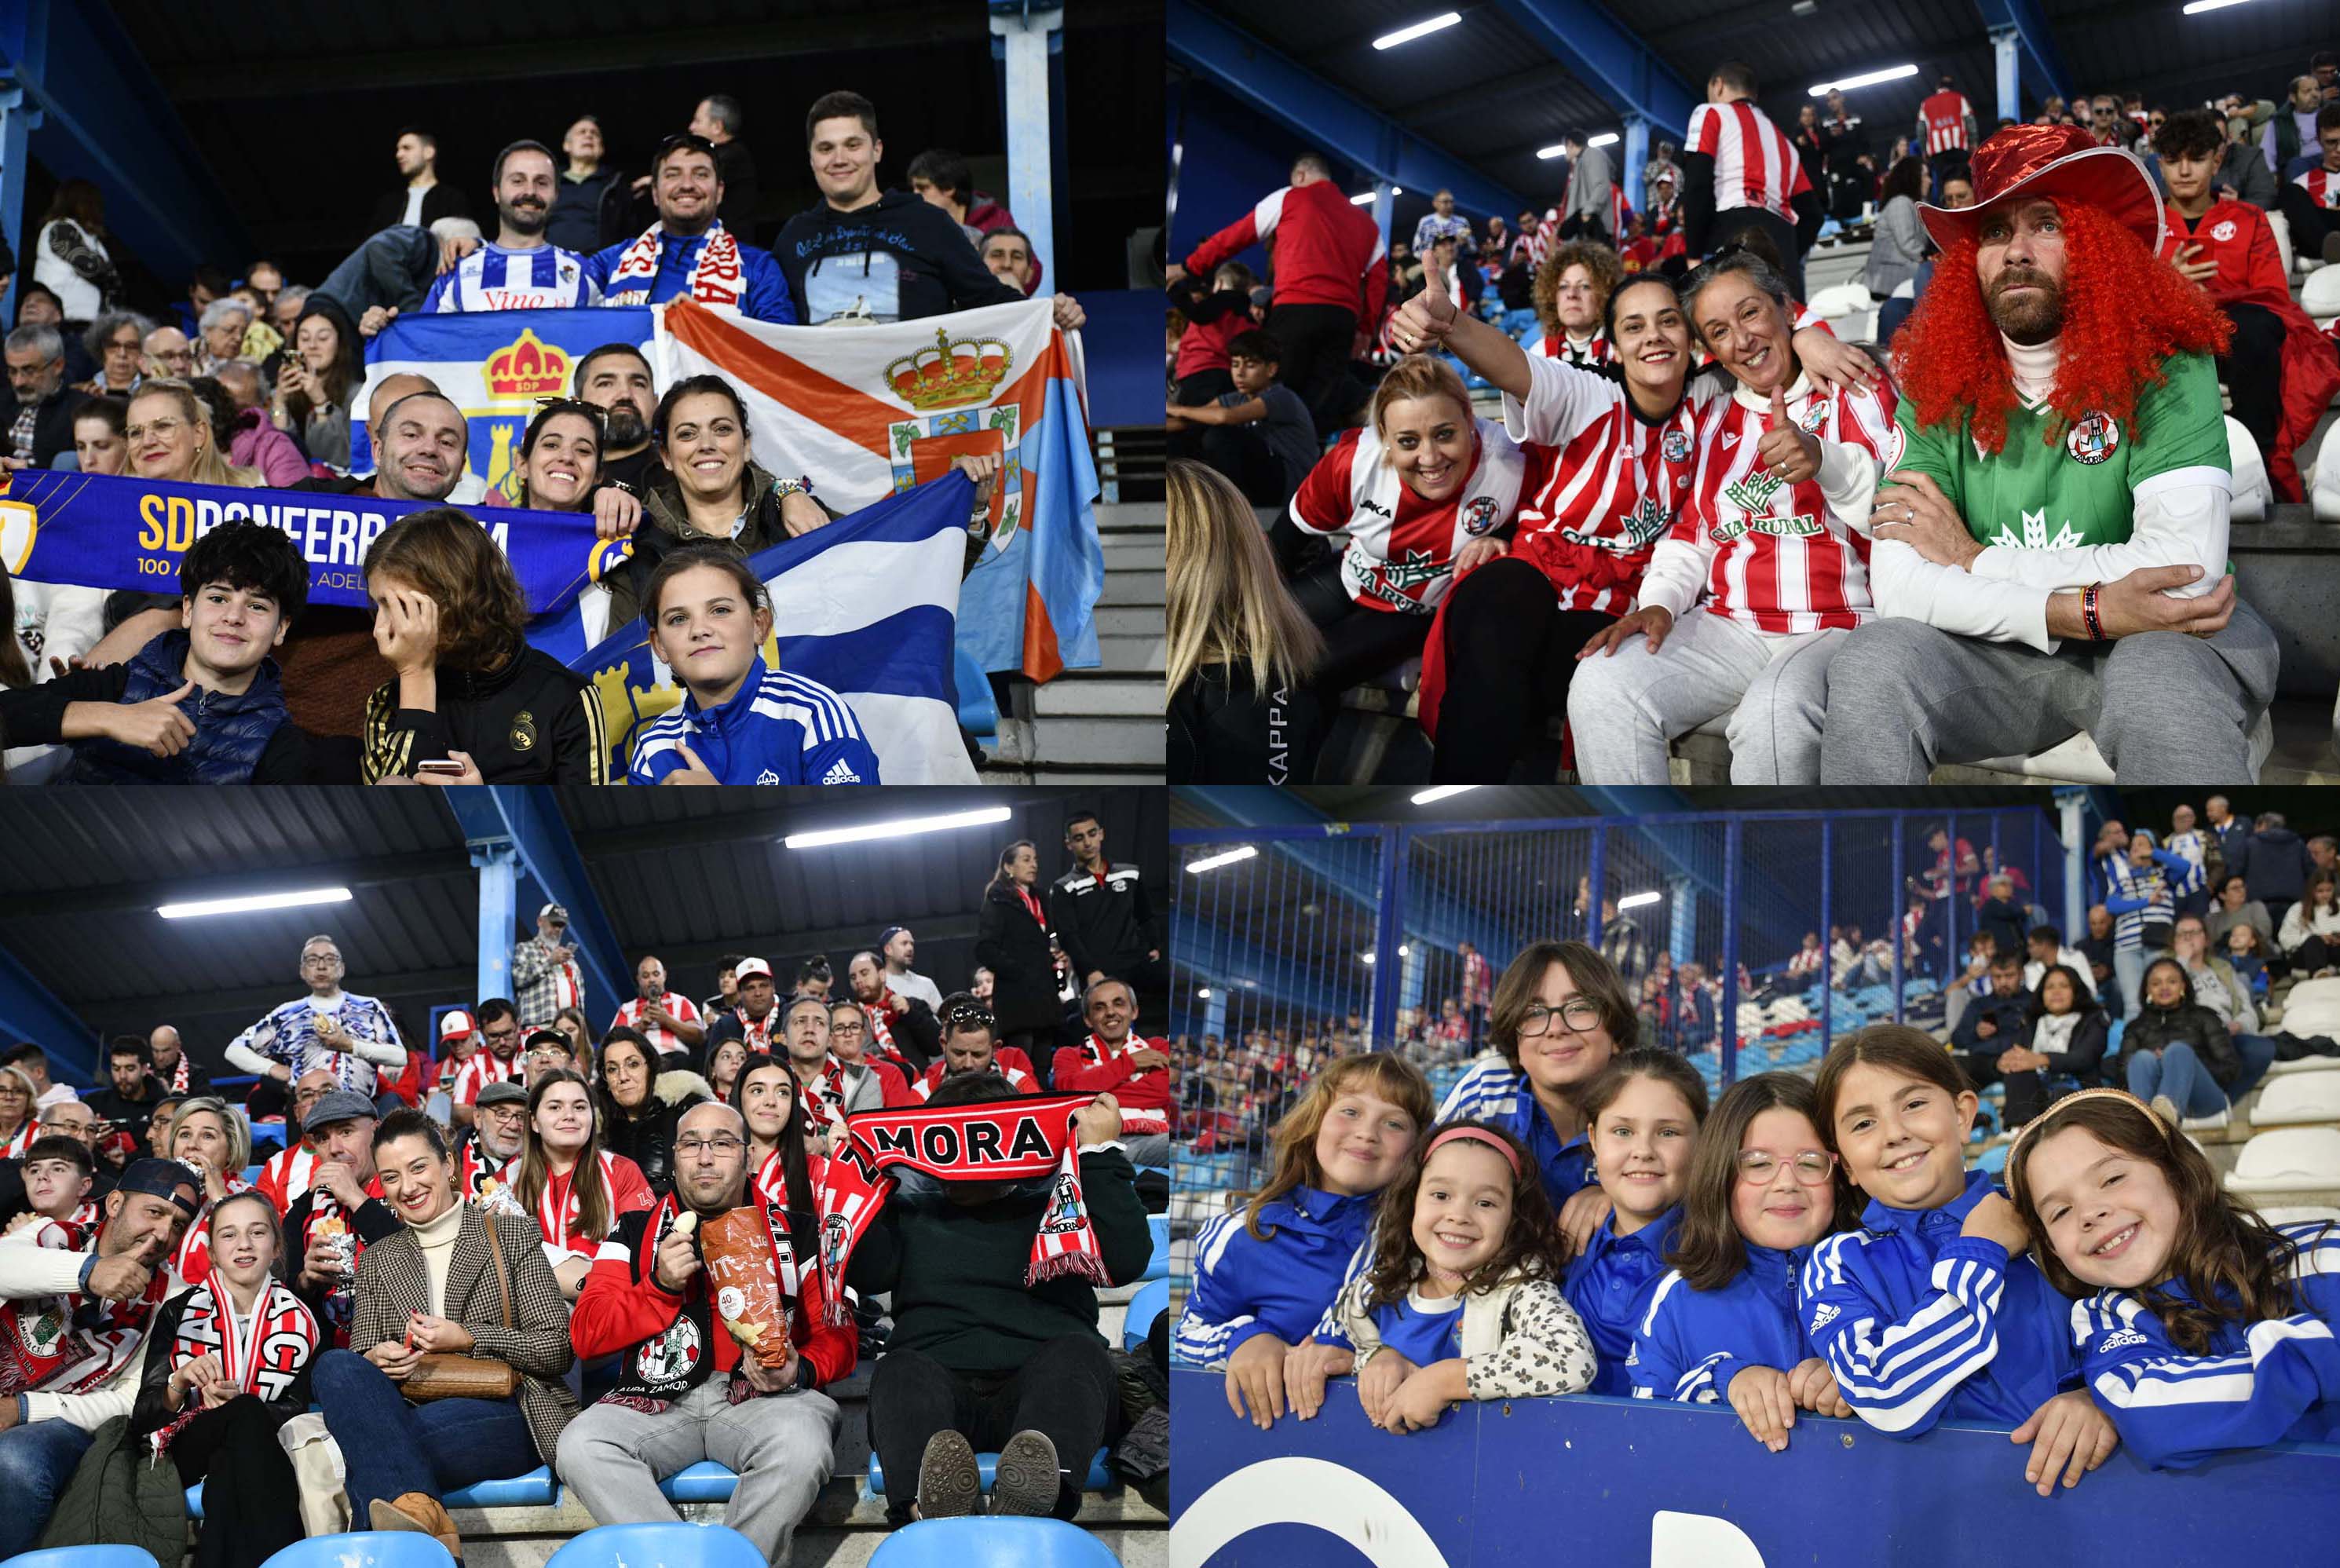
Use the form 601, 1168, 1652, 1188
2081, 581, 2105, 642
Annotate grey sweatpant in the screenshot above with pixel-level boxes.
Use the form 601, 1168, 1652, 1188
1817, 598, 2279, 783
1567, 608, 1847, 784
556, 1379, 841, 1566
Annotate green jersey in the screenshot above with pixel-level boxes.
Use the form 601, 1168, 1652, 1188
1889, 351, 2230, 563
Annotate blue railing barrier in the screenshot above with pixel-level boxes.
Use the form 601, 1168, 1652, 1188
1168, 1369, 2340, 1566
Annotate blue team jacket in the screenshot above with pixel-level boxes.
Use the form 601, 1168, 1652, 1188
1436, 1058, 1595, 1210
1175, 1185, 1376, 1365
627, 656, 880, 786
1801, 1169, 2077, 1434
2075, 1221, 2340, 1467
583, 224, 796, 323
1633, 1243, 1814, 1402
1564, 1204, 1683, 1394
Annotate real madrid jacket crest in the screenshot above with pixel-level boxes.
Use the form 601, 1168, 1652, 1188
360, 643, 609, 784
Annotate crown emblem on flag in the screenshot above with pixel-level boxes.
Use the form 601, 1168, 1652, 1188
484, 328, 570, 397
885, 328, 1013, 411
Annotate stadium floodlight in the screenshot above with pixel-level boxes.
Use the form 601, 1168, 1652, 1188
1373, 12, 1462, 49
1587, 133, 1620, 148
2180, 0, 2247, 12
1186, 846, 1260, 874
1808, 63, 1918, 95
1616, 890, 1664, 911
1197, 988, 1213, 1000
1360, 952, 1377, 964
158, 886, 353, 920
1411, 786, 1479, 804
1350, 188, 1402, 205
782, 804, 1011, 850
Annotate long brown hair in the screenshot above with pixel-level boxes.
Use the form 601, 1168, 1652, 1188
728, 1052, 817, 1256
1486, 941, 1639, 1069
1812, 1024, 1973, 1153
1165, 458, 1324, 704
1668, 1073, 1859, 1291
1240, 1051, 1435, 1241
38, 180, 104, 238
517, 1067, 612, 1247
362, 506, 529, 673
1362, 1119, 1562, 1310
2005, 1093, 2320, 1353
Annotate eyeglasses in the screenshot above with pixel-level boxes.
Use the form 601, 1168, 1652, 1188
125, 416, 187, 444
675, 1134, 745, 1156
1517, 998, 1604, 1036
1736, 1150, 1836, 1185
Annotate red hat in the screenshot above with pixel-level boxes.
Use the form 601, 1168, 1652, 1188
1918, 123, 2163, 257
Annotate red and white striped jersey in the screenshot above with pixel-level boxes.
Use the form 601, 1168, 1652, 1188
1655, 376, 1901, 634
2295, 169, 2340, 210
256, 1144, 320, 1215
1529, 329, 1614, 370
1687, 101, 1812, 224
1288, 420, 1529, 614
1502, 353, 1720, 615
609, 992, 704, 1060
1920, 91, 1975, 155
448, 1049, 520, 1109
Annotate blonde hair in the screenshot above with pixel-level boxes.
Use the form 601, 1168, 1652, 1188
165, 1095, 253, 1175
1241, 1051, 1435, 1240
1366, 354, 1471, 451
1165, 459, 1324, 705
130, 380, 259, 489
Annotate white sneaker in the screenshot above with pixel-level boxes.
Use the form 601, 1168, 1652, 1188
2181, 1104, 2232, 1133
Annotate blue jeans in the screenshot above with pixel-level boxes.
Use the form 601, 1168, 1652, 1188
2113, 947, 2147, 1019
2233, 1033, 2280, 1096
2125, 1041, 2229, 1117
313, 1348, 538, 1515
0, 1418, 96, 1555
314, 226, 437, 319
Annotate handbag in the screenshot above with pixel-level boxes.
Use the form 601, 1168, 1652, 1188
403, 1212, 524, 1403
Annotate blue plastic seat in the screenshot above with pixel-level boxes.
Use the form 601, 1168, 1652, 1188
1978, 1142, 2010, 1175
866, 1446, 1113, 1496
3, 1550, 161, 1568
952, 645, 999, 739
259, 1535, 455, 1568
447, 1465, 558, 1508
1141, 1213, 1169, 1282
869, 1518, 1121, 1568
1123, 1277, 1169, 1352
660, 1461, 741, 1503
547, 1522, 765, 1568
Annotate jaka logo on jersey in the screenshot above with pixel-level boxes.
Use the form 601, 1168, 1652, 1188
2066, 411, 2121, 466
1358, 499, 1394, 519
1461, 495, 1502, 535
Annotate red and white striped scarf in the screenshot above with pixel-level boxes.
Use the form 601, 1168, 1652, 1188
0, 1219, 170, 1398
1074, 1034, 1170, 1135
810, 1093, 1107, 1321
796, 1058, 855, 1131
152, 1277, 317, 1453
0, 1121, 33, 1159
731, 1006, 779, 1054
863, 1000, 896, 1054
161, 1054, 192, 1095
171, 1177, 257, 1287
606, 222, 744, 308
532, 1150, 626, 1259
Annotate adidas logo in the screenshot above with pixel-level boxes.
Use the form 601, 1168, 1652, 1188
2096, 1328, 2148, 1353
821, 758, 863, 784
1625, 1344, 1640, 1365
1809, 1303, 1839, 1329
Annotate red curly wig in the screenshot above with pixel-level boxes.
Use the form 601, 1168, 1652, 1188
1889, 199, 2230, 458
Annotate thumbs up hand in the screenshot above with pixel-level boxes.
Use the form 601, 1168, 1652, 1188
1755, 385, 1822, 486
1391, 255, 1460, 353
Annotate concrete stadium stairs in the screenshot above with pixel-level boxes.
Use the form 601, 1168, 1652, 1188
982, 501, 1165, 782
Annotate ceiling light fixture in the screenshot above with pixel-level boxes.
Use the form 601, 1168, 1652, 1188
1411, 786, 1479, 804
782, 805, 1012, 850
1373, 12, 1462, 49
157, 886, 353, 920
1186, 846, 1260, 874
1808, 63, 1918, 95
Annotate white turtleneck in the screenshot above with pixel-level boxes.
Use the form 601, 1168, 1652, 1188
1998, 332, 2060, 408
411, 1198, 466, 1316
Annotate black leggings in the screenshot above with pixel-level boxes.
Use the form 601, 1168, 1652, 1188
868, 1336, 1118, 1526
1288, 561, 1435, 700
1430, 557, 1617, 781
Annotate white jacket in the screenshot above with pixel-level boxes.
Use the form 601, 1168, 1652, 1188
1336, 1266, 1599, 1401
0, 1238, 157, 1430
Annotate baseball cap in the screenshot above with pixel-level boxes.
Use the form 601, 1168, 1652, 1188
304, 1088, 379, 1133
475, 1080, 528, 1109
539, 903, 569, 924
523, 1027, 572, 1054
877, 926, 909, 948
118, 1157, 203, 1216
439, 1009, 476, 1042
734, 957, 774, 984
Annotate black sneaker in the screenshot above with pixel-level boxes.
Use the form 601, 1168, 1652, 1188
991, 1428, 1062, 1517
916, 1429, 982, 1521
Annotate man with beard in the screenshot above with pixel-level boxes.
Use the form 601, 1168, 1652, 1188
845, 948, 938, 1074
587, 133, 795, 322
422, 141, 601, 313
571, 343, 664, 495
1820, 124, 2273, 783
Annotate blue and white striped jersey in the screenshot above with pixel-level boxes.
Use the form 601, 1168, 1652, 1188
2074, 1220, 2340, 1467
1173, 1185, 1377, 1366
2095, 847, 2201, 949
1801, 1169, 2077, 1435
421, 241, 601, 314
1437, 1056, 1596, 1210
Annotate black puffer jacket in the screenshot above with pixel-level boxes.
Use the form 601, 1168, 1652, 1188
2118, 996, 2241, 1087
974, 879, 1062, 1038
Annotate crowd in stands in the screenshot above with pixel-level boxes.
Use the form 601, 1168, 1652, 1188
0, 814, 1169, 1563
1166, 46, 2340, 785
1174, 929, 2339, 1482
0, 87, 1084, 787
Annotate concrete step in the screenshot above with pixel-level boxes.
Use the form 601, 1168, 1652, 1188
1102, 569, 1165, 609
1097, 634, 1166, 674
1029, 713, 1162, 765
1034, 675, 1164, 717
1102, 538, 1164, 574
1095, 501, 1165, 532
1095, 605, 1165, 638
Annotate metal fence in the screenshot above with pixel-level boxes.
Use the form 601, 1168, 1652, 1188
1168, 805, 2068, 1303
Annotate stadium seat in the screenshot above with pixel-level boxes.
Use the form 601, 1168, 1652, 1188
2249, 1069, 2340, 1126
546, 1522, 766, 1568
868, 1518, 1121, 1568
2313, 421, 2340, 525
193, 1465, 558, 1520
1970, 708, 2274, 783
866, 1447, 1113, 1496
2257, 1203, 2340, 1229
2303, 264, 2340, 327
2226, 417, 2271, 524
2276, 977, 2340, 1040
258, 1536, 455, 1568
660, 1461, 742, 1503
1123, 1276, 1169, 1351
2223, 1127, 2340, 1194
1143, 1212, 1170, 1281
952, 645, 999, 740
2, 1551, 159, 1568
2261, 1054, 2340, 1079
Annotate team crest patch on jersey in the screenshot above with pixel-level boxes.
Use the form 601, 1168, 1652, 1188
757, 769, 781, 785
2095, 1327, 2148, 1353
2210, 220, 2236, 242
1799, 400, 1830, 434
1462, 495, 1501, 535
1662, 429, 1693, 464
510, 710, 537, 752
2066, 411, 2120, 466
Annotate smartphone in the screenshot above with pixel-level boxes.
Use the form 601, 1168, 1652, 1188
416, 759, 468, 777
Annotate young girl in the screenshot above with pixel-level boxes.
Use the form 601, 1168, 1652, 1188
1803, 1026, 2118, 1494
1633, 1073, 1856, 1449
1333, 1120, 1597, 1433
729, 1051, 821, 1248
1175, 1050, 1434, 1429
2279, 873, 2340, 975
515, 1067, 654, 1300
2225, 921, 2269, 995
1563, 1050, 1707, 1392
2006, 1089, 2340, 1467
2120, 956, 2241, 1121
625, 546, 882, 787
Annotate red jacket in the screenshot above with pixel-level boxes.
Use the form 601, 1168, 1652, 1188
1184, 181, 1388, 323
1051, 1033, 1171, 1119
2160, 197, 2340, 502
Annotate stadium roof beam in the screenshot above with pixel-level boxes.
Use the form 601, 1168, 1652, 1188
0, 0, 249, 315
443, 789, 627, 1022
1398, 63, 1585, 130
25, 850, 474, 922
1165, 0, 1526, 221
0, 939, 97, 1085
1490, 0, 1699, 145
1970, 0, 2072, 113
